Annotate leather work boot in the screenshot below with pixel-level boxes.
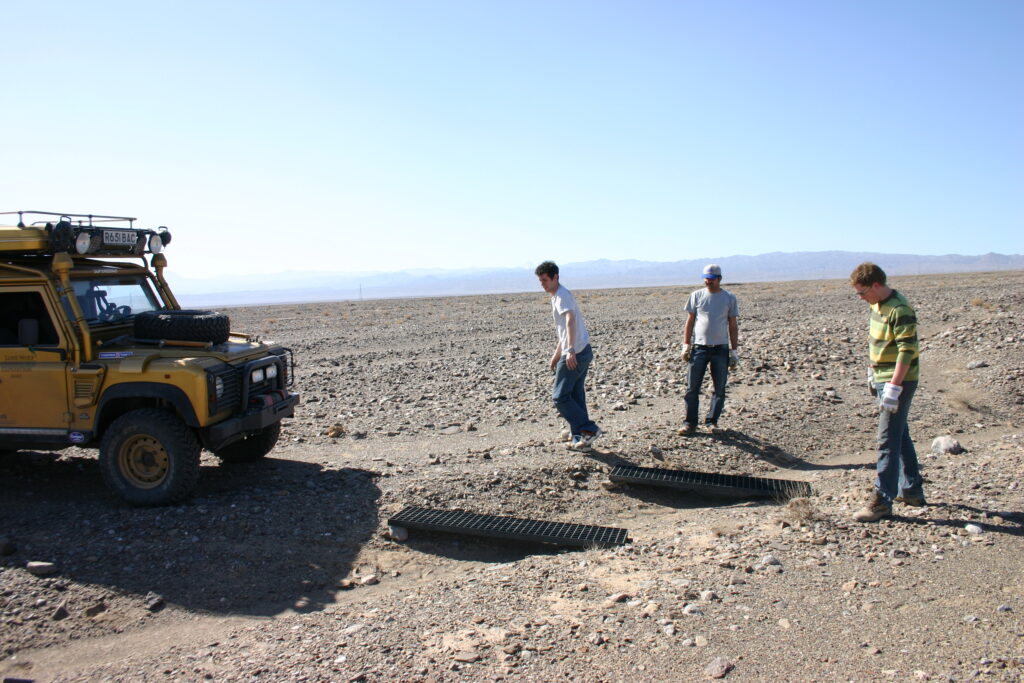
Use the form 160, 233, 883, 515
895, 494, 927, 507
853, 493, 892, 522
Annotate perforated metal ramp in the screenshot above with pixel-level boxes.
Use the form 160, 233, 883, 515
388, 506, 629, 548
609, 465, 812, 499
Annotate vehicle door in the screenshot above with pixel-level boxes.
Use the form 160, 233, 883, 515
0, 288, 71, 438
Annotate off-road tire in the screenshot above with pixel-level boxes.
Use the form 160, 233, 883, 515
99, 408, 201, 506
134, 309, 230, 344
215, 422, 281, 463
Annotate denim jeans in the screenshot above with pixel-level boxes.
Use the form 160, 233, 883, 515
552, 344, 598, 436
873, 380, 922, 503
684, 345, 729, 426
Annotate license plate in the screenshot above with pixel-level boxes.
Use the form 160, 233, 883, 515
103, 229, 136, 246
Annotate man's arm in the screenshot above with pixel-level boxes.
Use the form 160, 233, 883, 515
683, 312, 696, 346
563, 310, 578, 369
889, 360, 910, 386
549, 342, 562, 372
728, 316, 738, 350
889, 305, 918, 386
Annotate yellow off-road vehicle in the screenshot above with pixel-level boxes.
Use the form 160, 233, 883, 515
0, 211, 299, 505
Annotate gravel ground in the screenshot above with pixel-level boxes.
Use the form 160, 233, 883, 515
1, 270, 1022, 682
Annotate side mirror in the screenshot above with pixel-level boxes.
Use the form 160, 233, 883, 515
18, 318, 39, 346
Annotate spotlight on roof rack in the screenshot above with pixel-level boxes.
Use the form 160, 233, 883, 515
149, 228, 171, 254
75, 231, 92, 254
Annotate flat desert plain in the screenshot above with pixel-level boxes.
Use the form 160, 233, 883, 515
2, 270, 1023, 682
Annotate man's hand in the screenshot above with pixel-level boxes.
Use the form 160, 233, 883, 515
867, 367, 877, 397
880, 383, 902, 413
729, 349, 739, 369
681, 344, 691, 362
549, 351, 561, 373
565, 349, 577, 370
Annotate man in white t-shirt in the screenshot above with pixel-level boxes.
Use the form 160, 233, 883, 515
680, 264, 739, 435
536, 261, 603, 452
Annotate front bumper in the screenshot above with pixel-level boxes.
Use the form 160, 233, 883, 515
203, 391, 299, 451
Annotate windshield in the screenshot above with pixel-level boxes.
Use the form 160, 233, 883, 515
68, 275, 162, 324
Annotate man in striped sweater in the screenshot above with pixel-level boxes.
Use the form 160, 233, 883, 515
850, 262, 925, 522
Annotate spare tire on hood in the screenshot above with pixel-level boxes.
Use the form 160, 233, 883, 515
134, 309, 231, 344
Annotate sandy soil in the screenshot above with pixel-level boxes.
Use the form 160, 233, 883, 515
2, 271, 1023, 682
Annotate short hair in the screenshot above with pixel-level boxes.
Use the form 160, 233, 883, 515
535, 261, 559, 277
849, 262, 886, 287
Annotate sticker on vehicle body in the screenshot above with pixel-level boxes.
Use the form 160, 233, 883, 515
98, 351, 135, 359
69, 432, 86, 444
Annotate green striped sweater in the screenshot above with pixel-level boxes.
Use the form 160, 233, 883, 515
869, 290, 919, 383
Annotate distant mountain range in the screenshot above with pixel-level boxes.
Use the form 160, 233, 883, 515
171, 251, 1024, 308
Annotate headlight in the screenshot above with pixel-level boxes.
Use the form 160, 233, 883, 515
214, 376, 225, 399
148, 233, 164, 253
250, 368, 265, 384
265, 364, 278, 380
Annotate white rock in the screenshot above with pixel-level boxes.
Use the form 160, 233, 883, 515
964, 524, 983, 535
931, 436, 964, 455
26, 561, 58, 576
704, 656, 734, 679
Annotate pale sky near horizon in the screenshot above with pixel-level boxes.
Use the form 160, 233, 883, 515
3, 1, 1021, 278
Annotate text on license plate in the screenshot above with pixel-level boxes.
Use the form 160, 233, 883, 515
103, 230, 136, 246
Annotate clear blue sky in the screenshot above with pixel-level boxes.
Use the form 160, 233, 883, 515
3, 1, 1021, 277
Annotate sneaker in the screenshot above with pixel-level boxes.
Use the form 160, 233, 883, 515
895, 493, 927, 507
580, 428, 604, 448
566, 436, 591, 452
678, 423, 696, 436
853, 493, 892, 522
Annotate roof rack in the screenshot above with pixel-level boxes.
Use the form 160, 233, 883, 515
0, 210, 137, 229
0, 210, 170, 257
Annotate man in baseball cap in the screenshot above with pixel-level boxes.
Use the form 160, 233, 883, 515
679, 264, 739, 435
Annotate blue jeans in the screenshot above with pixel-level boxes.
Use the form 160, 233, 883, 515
873, 380, 922, 503
552, 344, 598, 436
685, 345, 729, 426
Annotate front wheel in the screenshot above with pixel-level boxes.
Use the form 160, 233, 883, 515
214, 422, 281, 463
100, 408, 201, 505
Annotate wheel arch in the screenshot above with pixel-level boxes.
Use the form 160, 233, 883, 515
96, 383, 201, 436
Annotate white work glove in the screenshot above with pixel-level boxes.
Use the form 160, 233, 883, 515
681, 344, 691, 362
867, 368, 877, 396
729, 350, 739, 369
879, 383, 902, 414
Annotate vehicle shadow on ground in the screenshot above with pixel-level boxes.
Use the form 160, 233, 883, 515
0, 450, 380, 616
707, 430, 869, 471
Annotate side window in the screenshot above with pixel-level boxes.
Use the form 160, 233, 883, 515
0, 291, 61, 346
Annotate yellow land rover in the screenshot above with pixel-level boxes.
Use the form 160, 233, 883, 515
0, 211, 299, 505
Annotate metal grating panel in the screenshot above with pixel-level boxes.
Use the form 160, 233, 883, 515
388, 506, 628, 548
609, 465, 812, 499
